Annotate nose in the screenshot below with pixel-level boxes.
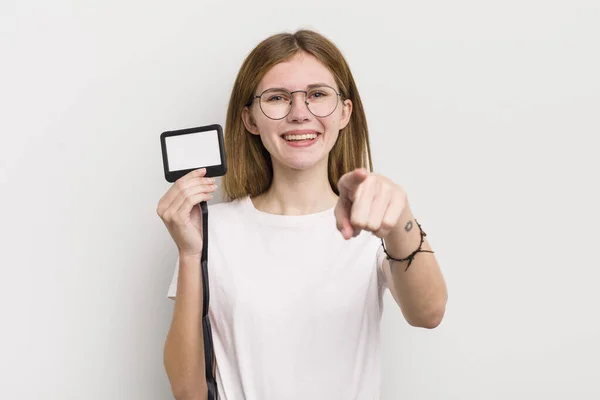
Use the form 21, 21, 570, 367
287, 91, 311, 122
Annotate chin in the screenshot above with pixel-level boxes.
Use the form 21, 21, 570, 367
281, 155, 328, 171
269, 135, 336, 171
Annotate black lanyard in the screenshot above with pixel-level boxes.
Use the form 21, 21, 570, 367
200, 201, 218, 399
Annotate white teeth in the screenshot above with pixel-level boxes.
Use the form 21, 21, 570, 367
283, 133, 318, 141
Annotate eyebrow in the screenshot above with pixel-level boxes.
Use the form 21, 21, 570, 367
262, 83, 335, 92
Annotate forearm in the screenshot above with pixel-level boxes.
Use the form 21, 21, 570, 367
164, 254, 208, 400
383, 203, 447, 328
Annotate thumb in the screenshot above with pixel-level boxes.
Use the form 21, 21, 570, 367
335, 196, 354, 240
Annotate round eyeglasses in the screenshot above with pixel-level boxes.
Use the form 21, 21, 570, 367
246, 85, 343, 120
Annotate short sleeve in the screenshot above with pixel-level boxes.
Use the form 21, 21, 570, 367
167, 255, 180, 300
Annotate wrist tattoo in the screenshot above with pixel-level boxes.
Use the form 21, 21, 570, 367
404, 220, 413, 232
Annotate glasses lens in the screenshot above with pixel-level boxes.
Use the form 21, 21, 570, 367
259, 89, 292, 120
258, 86, 339, 119
306, 86, 338, 117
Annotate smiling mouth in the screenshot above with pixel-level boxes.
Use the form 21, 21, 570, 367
279, 132, 321, 147
281, 132, 319, 141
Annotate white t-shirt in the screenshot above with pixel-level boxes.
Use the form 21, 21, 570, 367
167, 195, 389, 400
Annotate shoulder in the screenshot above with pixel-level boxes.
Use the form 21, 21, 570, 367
209, 194, 248, 211
206, 195, 251, 224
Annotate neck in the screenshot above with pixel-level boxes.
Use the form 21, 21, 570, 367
252, 159, 338, 215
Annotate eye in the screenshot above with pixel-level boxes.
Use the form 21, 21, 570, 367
265, 93, 290, 102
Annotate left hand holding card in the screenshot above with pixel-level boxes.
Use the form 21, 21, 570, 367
160, 124, 227, 182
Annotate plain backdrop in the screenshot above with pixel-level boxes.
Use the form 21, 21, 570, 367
1, 1, 599, 399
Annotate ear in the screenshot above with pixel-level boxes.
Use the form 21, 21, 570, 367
339, 99, 353, 130
242, 106, 260, 136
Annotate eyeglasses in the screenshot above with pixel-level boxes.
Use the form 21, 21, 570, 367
247, 85, 343, 120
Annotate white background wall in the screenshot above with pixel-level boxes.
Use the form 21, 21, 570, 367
2, 1, 599, 399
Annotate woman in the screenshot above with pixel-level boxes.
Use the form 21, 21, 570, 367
158, 29, 448, 400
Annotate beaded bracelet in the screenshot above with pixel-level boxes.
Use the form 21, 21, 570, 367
381, 219, 434, 271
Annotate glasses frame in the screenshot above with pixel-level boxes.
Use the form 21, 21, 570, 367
246, 84, 344, 120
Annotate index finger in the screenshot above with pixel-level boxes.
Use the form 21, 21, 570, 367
338, 168, 369, 198
159, 168, 208, 211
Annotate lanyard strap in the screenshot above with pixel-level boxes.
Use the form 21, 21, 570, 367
200, 201, 218, 399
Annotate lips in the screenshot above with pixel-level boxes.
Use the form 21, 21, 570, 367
280, 130, 320, 148
280, 129, 321, 138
